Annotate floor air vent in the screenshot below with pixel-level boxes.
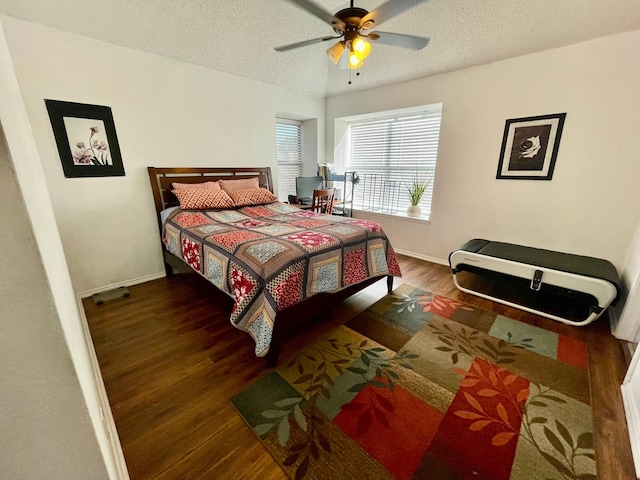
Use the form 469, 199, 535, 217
92, 286, 130, 305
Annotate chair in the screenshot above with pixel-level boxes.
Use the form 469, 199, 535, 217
311, 188, 336, 214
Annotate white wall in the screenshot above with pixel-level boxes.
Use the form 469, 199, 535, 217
614, 220, 640, 341
0, 107, 108, 479
1, 16, 325, 294
0, 128, 107, 480
326, 30, 640, 272
0, 19, 126, 477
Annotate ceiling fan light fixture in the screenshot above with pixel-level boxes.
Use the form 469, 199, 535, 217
275, 0, 431, 80
326, 41, 345, 65
348, 51, 363, 69
352, 37, 371, 61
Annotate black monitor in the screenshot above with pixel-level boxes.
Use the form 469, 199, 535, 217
295, 176, 323, 205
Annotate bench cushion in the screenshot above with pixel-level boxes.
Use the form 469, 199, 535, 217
454, 239, 620, 297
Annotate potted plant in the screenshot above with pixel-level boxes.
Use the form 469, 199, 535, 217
404, 170, 432, 217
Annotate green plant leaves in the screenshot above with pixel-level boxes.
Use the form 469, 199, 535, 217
577, 432, 594, 449
253, 423, 275, 437
348, 382, 368, 393
346, 366, 368, 375
275, 398, 301, 407
541, 451, 573, 478
294, 403, 307, 431
360, 352, 370, 366
292, 373, 313, 385
524, 399, 596, 479
294, 456, 309, 480
555, 421, 573, 448
530, 416, 548, 424
544, 425, 566, 457
277, 416, 290, 446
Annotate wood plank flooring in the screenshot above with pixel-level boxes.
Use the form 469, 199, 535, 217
83, 255, 635, 479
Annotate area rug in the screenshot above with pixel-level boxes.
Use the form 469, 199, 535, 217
231, 284, 596, 480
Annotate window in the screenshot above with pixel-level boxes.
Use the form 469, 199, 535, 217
275, 119, 302, 201
337, 104, 442, 219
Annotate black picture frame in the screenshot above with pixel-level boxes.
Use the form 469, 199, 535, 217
45, 100, 125, 178
496, 112, 566, 180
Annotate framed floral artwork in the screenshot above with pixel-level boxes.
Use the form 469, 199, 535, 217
45, 100, 125, 178
496, 112, 566, 180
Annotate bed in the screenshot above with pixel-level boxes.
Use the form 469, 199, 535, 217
148, 166, 401, 366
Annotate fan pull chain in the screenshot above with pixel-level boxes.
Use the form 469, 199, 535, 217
347, 69, 361, 85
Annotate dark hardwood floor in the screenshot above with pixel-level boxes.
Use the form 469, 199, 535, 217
83, 255, 635, 479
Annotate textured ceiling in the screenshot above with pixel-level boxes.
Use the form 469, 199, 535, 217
1, 0, 639, 97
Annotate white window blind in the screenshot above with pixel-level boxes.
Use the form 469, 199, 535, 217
344, 106, 442, 219
276, 119, 302, 201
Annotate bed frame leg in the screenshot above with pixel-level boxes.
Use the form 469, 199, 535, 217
387, 275, 393, 294
162, 251, 174, 277
164, 262, 173, 277
266, 345, 280, 369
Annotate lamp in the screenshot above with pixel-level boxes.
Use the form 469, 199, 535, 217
352, 37, 371, 61
326, 41, 345, 65
348, 37, 370, 69
348, 52, 363, 69
327, 37, 371, 69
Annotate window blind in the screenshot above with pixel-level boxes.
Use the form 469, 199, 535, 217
345, 107, 442, 218
276, 120, 302, 201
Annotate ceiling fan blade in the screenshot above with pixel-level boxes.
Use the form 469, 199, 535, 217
281, 0, 346, 31
360, 0, 428, 29
274, 36, 339, 52
368, 31, 430, 50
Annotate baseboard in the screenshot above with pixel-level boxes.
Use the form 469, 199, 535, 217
78, 271, 166, 299
78, 253, 447, 299
393, 249, 448, 267
622, 382, 640, 479
624, 342, 637, 367
609, 305, 621, 335
74, 296, 130, 479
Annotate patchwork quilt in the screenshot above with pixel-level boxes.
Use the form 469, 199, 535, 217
163, 202, 402, 357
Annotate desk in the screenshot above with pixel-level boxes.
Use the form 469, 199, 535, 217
289, 202, 351, 215
288, 203, 313, 210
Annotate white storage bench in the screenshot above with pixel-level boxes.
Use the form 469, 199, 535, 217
449, 239, 620, 326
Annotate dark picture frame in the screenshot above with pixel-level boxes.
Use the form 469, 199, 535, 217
45, 100, 125, 178
496, 112, 566, 180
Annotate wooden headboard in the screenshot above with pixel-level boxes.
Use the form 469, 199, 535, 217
147, 166, 274, 214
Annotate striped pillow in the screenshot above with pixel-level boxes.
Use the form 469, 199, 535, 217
229, 188, 277, 207
173, 188, 233, 210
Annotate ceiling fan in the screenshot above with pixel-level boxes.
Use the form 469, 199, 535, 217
274, 0, 430, 71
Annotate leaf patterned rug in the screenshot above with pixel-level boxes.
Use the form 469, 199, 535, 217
231, 284, 596, 480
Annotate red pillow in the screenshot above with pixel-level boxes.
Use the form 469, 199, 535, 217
219, 177, 260, 193
229, 188, 277, 207
171, 181, 220, 191
173, 188, 233, 210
